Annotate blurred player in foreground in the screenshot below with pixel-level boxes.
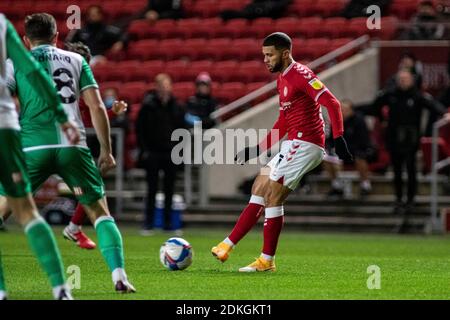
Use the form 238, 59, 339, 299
0, 13, 79, 300
0, 13, 135, 293
212, 32, 353, 272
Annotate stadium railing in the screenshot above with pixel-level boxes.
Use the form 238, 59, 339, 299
430, 116, 450, 233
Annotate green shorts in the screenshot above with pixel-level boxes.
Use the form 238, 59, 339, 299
0, 129, 32, 197
0, 146, 105, 205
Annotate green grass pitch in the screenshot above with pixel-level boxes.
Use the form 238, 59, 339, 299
1, 226, 450, 300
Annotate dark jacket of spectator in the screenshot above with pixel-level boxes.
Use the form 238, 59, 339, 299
185, 94, 218, 129
341, 0, 391, 19
221, 0, 292, 21
144, 0, 184, 20
136, 90, 185, 154
361, 87, 446, 151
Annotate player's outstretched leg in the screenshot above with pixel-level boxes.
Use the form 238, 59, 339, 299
84, 199, 135, 293
212, 174, 269, 263
239, 180, 289, 272
63, 203, 96, 249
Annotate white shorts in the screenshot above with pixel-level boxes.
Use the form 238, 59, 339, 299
267, 139, 325, 190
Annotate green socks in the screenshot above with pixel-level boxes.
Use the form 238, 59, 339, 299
0, 251, 5, 292
25, 218, 65, 288
95, 216, 125, 272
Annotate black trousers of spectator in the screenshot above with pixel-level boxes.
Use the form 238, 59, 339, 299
389, 147, 418, 205
143, 152, 177, 230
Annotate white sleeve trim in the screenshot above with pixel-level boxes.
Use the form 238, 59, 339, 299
80, 83, 99, 92
315, 88, 328, 102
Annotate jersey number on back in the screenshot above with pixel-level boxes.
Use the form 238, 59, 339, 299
52, 68, 76, 104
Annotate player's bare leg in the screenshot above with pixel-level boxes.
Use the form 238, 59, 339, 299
0, 196, 12, 228
239, 180, 291, 272
82, 197, 136, 293
212, 167, 271, 263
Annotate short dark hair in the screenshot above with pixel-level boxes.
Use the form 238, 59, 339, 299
24, 13, 57, 43
263, 32, 292, 51
65, 42, 92, 63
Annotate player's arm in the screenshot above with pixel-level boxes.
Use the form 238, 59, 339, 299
258, 111, 287, 153
82, 87, 116, 174
5, 19, 79, 144
235, 111, 287, 165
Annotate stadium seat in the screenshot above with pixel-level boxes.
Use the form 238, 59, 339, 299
145, 20, 177, 39
274, 17, 301, 38
248, 18, 277, 39
133, 60, 166, 82
389, 0, 420, 20
216, 82, 246, 104
170, 18, 202, 39
198, 38, 233, 60
180, 60, 214, 81
215, 19, 250, 39
304, 38, 332, 59
158, 39, 185, 60
173, 82, 196, 102
164, 60, 189, 82
92, 62, 118, 82
211, 60, 240, 82
128, 20, 153, 40
190, 17, 223, 38
119, 82, 150, 104
177, 38, 208, 60
191, 0, 221, 18
297, 17, 324, 38
222, 38, 260, 61
233, 60, 268, 83
317, 17, 348, 38
313, 0, 347, 17
344, 17, 369, 38
107, 60, 141, 82
127, 39, 160, 60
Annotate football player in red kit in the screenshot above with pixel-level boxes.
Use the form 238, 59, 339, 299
212, 32, 353, 272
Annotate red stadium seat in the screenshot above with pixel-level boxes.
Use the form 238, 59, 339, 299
211, 60, 240, 82
119, 82, 150, 104
390, 0, 420, 20
128, 20, 154, 40
248, 18, 277, 39
127, 39, 160, 60
313, 0, 347, 17
176, 38, 208, 60
274, 17, 302, 38
222, 38, 260, 61
158, 39, 185, 60
304, 38, 332, 59
233, 60, 268, 82
317, 17, 348, 38
190, 17, 223, 38
297, 17, 324, 38
164, 60, 189, 82
191, 0, 220, 18
145, 20, 177, 39
99, 81, 122, 93
173, 82, 196, 102
92, 62, 118, 82
169, 18, 202, 39
215, 19, 250, 38
133, 60, 166, 82
344, 17, 369, 38
216, 82, 246, 104
198, 38, 233, 60
180, 60, 214, 81
107, 60, 141, 82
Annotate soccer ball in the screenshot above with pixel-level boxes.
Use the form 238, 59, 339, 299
160, 237, 193, 271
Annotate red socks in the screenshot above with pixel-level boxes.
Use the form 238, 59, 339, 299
71, 203, 86, 226
262, 206, 284, 257
228, 195, 264, 245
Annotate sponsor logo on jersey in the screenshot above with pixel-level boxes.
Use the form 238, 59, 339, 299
308, 78, 324, 90
283, 86, 288, 97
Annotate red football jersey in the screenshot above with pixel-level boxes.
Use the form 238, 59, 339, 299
277, 61, 328, 147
